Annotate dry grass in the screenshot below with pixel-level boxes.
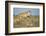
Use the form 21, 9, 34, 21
13, 15, 39, 28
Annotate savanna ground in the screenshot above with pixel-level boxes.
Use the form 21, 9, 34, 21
14, 15, 39, 28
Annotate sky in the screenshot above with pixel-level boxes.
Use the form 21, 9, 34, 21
13, 8, 39, 16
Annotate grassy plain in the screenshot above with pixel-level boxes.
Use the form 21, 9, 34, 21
14, 15, 39, 28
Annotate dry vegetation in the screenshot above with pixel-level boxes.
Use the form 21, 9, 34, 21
13, 13, 39, 28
